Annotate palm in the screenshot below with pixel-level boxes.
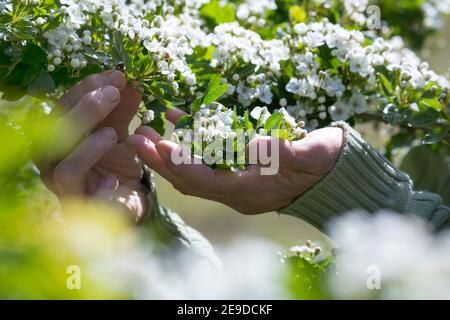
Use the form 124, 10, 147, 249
85, 143, 143, 194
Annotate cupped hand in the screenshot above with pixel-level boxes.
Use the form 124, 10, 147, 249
36, 70, 147, 222
126, 108, 343, 215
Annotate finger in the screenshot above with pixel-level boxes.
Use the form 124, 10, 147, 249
94, 175, 119, 201
154, 140, 249, 198
59, 70, 126, 111
99, 84, 142, 141
57, 85, 121, 149
126, 135, 224, 200
165, 107, 188, 124
135, 126, 163, 144
125, 134, 176, 183
37, 86, 120, 171
53, 127, 118, 195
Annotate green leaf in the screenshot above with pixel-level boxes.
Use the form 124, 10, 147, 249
378, 72, 394, 96
200, 0, 235, 28
243, 111, 253, 131
164, 94, 185, 108
22, 43, 46, 65
419, 98, 443, 111
148, 113, 166, 136
264, 113, 284, 131
202, 75, 229, 105
191, 75, 229, 114
110, 31, 131, 71
191, 96, 203, 114
423, 126, 450, 145
28, 71, 55, 95
409, 108, 440, 127
174, 115, 193, 130
236, 64, 257, 79
149, 82, 185, 109
277, 128, 291, 139
421, 90, 435, 99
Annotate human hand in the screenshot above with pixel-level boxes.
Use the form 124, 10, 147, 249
36, 71, 147, 222
126, 108, 343, 214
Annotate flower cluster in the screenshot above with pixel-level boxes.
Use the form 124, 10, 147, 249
289, 240, 322, 262
0, 0, 449, 164
40, 0, 204, 88
282, 20, 450, 127
207, 22, 289, 107
235, 0, 276, 28
171, 89, 307, 170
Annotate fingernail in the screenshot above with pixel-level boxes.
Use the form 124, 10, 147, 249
101, 86, 120, 103
101, 127, 117, 141
107, 70, 126, 89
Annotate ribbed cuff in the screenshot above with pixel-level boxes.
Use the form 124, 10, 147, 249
279, 122, 414, 231
141, 166, 221, 268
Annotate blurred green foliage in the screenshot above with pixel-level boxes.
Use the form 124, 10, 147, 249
0, 98, 134, 298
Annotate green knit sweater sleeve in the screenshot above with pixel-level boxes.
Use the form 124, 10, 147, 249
279, 122, 450, 232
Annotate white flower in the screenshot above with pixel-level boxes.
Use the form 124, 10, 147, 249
290, 245, 314, 255
142, 110, 155, 124
35, 17, 46, 25
185, 74, 196, 86
293, 23, 308, 35
328, 101, 352, 121
348, 92, 367, 114
256, 84, 273, 104
303, 31, 325, 48
285, 78, 317, 100
250, 106, 271, 122
278, 107, 297, 127
322, 76, 345, 98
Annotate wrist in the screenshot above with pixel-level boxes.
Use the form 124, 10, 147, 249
279, 122, 413, 231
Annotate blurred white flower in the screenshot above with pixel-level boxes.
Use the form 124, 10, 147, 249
328, 211, 450, 299
89, 235, 287, 299
348, 92, 367, 114
328, 101, 351, 121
